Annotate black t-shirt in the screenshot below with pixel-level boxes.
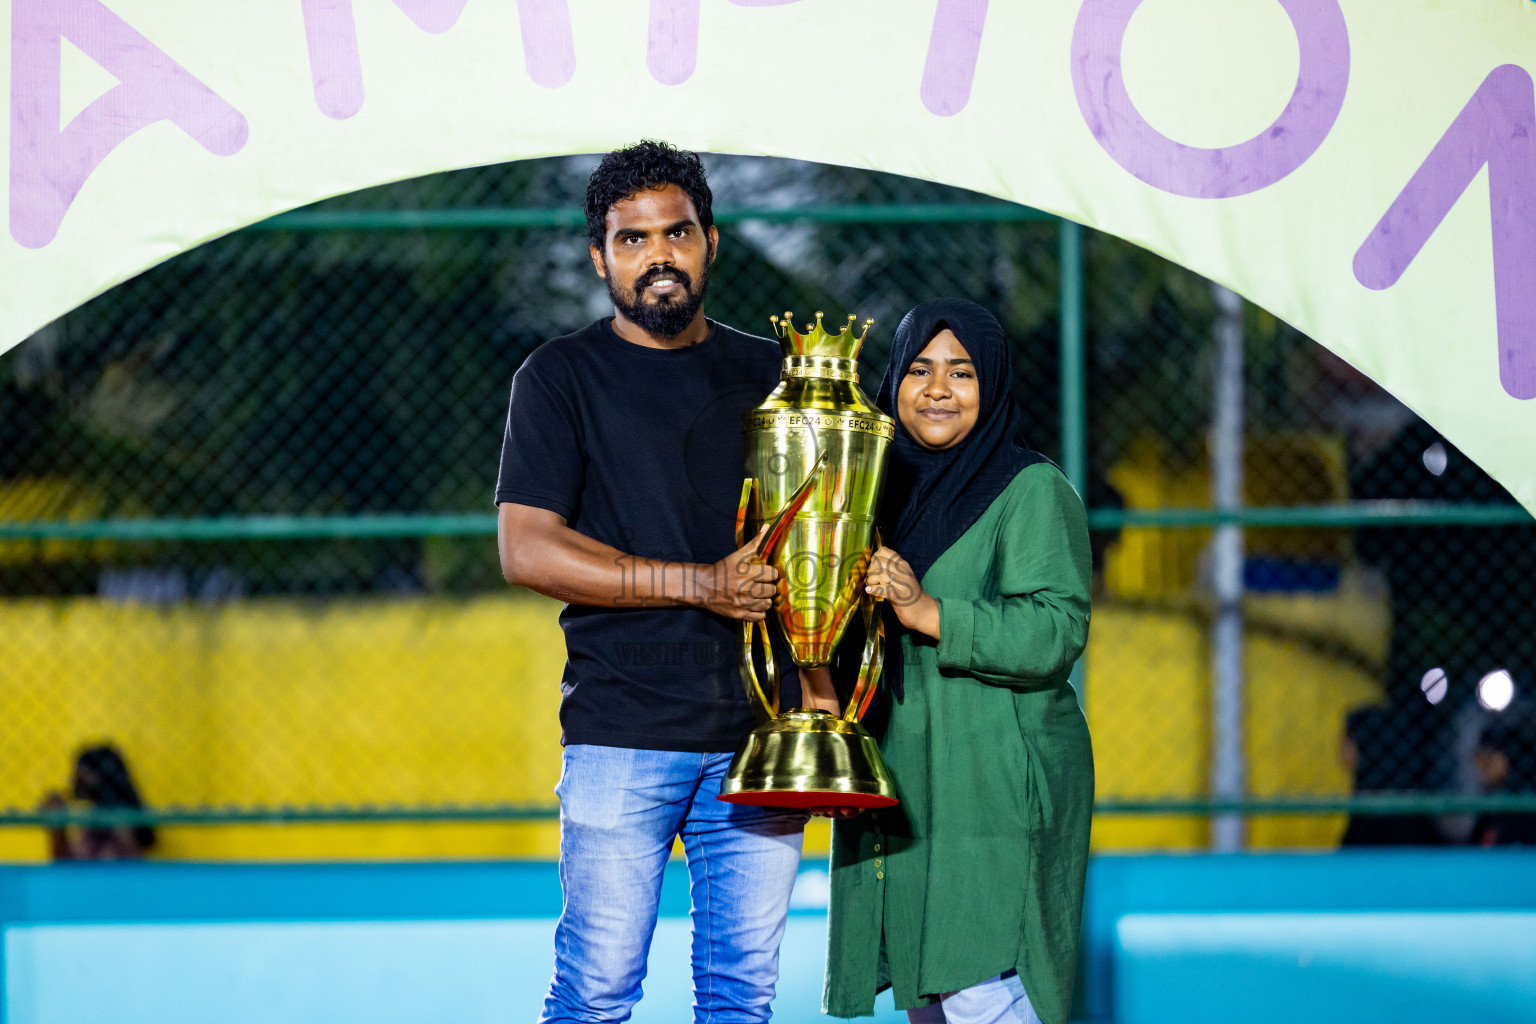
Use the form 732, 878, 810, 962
495, 318, 798, 751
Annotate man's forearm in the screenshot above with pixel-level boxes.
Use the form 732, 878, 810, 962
499, 502, 774, 620
500, 501, 726, 609
502, 522, 704, 608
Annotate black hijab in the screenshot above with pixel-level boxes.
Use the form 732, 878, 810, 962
849, 298, 1046, 705
875, 298, 1045, 582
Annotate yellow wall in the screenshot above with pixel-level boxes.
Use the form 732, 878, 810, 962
1, 594, 568, 861
1086, 599, 1383, 850
1, 588, 1381, 861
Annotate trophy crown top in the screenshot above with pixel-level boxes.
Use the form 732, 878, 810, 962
769, 310, 874, 360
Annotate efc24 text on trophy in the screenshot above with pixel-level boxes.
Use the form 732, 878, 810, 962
717, 311, 900, 810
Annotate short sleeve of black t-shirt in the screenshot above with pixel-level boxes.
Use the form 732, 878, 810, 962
496, 357, 585, 521
496, 318, 799, 752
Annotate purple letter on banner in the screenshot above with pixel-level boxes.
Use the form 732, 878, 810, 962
9, 0, 249, 249
648, 0, 703, 86
922, 0, 989, 117
649, 0, 798, 87
519, 0, 576, 88
1354, 65, 1536, 401
1071, 0, 1349, 198
303, 0, 491, 120
651, 0, 988, 102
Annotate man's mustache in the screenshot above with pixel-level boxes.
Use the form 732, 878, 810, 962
634, 265, 693, 294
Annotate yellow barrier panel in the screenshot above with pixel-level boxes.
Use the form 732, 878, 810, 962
1, 591, 1381, 860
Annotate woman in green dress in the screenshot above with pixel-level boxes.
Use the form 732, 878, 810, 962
819, 298, 1094, 1024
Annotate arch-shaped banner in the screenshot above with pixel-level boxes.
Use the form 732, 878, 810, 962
4, 0, 1535, 511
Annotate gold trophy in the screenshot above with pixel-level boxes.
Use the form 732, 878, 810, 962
717, 311, 899, 809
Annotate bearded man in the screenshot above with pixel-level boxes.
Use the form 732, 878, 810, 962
496, 140, 829, 1022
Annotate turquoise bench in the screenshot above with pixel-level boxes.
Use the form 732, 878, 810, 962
1113, 910, 1536, 1024
1081, 851, 1536, 1023
6, 852, 1536, 1022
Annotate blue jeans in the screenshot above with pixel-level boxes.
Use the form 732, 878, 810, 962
539, 744, 808, 1023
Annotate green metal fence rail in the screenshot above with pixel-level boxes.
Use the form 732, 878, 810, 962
6, 794, 1536, 828
248, 203, 1061, 233
1094, 795, 1536, 815
4, 805, 561, 827
3, 503, 1527, 543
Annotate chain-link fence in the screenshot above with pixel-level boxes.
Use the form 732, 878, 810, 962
2, 155, 1533, 858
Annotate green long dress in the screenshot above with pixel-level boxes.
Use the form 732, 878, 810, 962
823, 462, 1094, 1023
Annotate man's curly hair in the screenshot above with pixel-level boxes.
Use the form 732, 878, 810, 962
585, 140, 714, 251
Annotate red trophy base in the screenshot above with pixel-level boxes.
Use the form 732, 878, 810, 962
718, 789, 899, 809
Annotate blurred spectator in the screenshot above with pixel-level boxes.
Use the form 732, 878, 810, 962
1469, 720, 1536, 846
40, 745, 156, 860
1339, 706, 1444, 846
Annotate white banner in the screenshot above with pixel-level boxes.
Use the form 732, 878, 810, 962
4, 0, 1535, 510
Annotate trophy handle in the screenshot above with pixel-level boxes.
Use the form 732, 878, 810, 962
734, 478, 756, 549
740, 619, 779, 724
736, 478, 778, 723
755, 448, 829, 561
843, 531, 885, 723
735, 453, 829, 724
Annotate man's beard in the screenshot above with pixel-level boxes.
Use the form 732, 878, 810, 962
608, 258, 711, 339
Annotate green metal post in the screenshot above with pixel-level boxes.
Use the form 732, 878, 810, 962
1058, 219, 1088, 705
1058, 220, 1087, 494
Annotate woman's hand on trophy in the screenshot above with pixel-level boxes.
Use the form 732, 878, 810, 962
865, 546, 941, 640
695, 526, 780, 621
